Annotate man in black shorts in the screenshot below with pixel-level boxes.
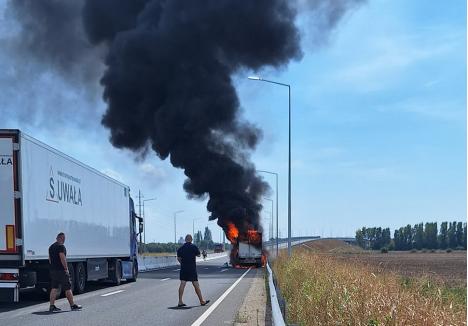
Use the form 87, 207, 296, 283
176, 234, 209, 307
49, 232, 82, 312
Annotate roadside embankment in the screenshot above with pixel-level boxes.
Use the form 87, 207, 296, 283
272, 242, 466, 325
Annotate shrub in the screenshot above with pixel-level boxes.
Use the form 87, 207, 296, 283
380, 247, 388, 253
446, 249, 452, 253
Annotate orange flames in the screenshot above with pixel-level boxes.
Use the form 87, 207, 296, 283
246, 229, 261, 245
226, 222, 239, 243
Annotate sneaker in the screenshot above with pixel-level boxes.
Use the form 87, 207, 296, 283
49, 305, 61, 313
70, 304, 82, 311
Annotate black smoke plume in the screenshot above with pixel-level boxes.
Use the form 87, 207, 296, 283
7, 0, 100, 84
96, 0, 301, 233
5, 0, 363, 234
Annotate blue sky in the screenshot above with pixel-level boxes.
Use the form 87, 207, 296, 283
0, 0, 466, 242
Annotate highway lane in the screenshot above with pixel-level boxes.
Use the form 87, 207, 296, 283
0, 256, 260, 326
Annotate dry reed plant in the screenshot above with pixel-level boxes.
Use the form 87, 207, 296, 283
273, 249, 466, 326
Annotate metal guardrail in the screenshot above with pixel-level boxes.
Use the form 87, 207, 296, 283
266, 261, 286, 326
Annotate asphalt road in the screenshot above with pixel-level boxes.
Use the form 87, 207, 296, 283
0, 255, 260, 326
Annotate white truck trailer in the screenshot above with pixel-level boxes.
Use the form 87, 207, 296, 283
235, 232, 263, 267
0, 129, 142, 302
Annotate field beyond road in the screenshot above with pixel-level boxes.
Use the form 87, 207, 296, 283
272, 240, 467, 325
301, 239, 466, 285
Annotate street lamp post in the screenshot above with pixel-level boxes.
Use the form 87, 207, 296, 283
249, 76, 292, 256
263, 216, 271, 251
258, 170, 279, 257
173, 210, 184, 256
264, 198, 274, 254
142, 197, 157, 245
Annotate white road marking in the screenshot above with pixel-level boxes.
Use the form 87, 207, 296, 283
204, 267, 209, 270
173, 269, 180, 271
160, 278, 171, 281
191, 268, 251, 326
220, 269, 228, 273
101, 290, 124, 297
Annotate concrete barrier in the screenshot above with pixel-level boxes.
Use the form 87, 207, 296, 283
138, 255, 178, 272
138, 252, 228, 272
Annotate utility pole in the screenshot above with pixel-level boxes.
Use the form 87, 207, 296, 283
142, 197, 157, 245
138, 190, 142, 253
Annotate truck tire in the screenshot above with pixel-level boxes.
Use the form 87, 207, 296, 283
110, 259, 122, 286
127, 261, 138, 282
74, 263, 87, 294
67, 263, 75, 293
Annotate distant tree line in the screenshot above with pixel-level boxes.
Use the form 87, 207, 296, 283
355, 221, 467, 251
143, 242, 179, 253
194, 226, 215, 250
143, 226, 221, 253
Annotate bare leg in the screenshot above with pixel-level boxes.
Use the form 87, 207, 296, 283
178, 281, 187, 305
192, 281, 205, 304
49, 288, 57, 306
65, 290, 75, 306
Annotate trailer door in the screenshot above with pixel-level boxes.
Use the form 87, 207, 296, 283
0, 134, 20, 302
0, 136, 16, 254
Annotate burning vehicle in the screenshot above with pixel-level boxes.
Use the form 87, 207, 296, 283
236, 231, 263, 267
224, 223, 264, 268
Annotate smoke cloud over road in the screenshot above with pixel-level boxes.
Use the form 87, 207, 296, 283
5, 0, 363, 233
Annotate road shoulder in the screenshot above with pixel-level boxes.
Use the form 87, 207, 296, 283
234, 268, 270, 326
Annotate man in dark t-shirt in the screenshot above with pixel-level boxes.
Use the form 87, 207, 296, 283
48, 232, 82, 312
176, 234, 209, 307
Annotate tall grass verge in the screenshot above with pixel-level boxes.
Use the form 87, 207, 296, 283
272, 249, 466, 325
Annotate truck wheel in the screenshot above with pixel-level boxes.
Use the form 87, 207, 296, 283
74, 263, 87, 294
67, 263, 75, 293
110, 259, 122, 286
128, 261, 138, 282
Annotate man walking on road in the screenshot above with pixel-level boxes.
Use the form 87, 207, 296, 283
177, 234, 210, 307
48, 232, 82, 312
